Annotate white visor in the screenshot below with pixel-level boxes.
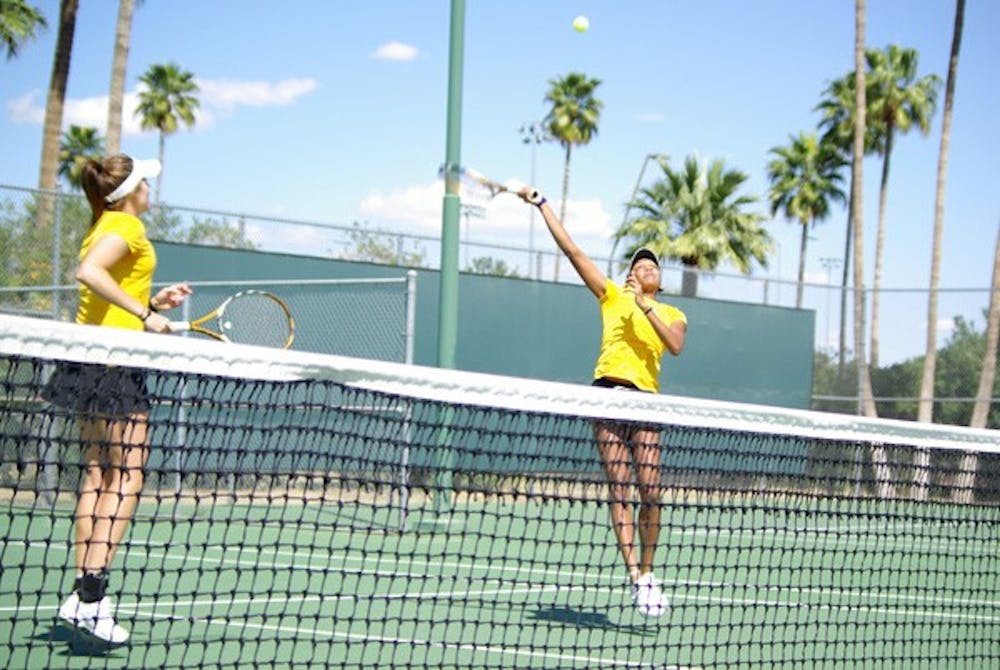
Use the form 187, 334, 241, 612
104, 158, 161, 203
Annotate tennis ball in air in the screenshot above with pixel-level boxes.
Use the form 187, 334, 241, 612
572, 15, 590, 33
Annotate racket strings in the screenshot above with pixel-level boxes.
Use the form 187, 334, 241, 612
220, 294, 293, 348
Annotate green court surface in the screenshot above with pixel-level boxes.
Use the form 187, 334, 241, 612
1, 495, 998, 669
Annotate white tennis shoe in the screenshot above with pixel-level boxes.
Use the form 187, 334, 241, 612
631, 572, 668, 617
57, 591, 130, 646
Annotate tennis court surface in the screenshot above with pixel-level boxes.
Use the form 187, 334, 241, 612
1, 314, 998, 668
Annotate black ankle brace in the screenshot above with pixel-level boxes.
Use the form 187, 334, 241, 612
78, 570, 109, 604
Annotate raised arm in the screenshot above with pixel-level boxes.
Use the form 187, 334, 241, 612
519, 188, 607, 299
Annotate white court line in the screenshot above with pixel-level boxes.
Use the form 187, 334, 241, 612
4, 538, 1000, 619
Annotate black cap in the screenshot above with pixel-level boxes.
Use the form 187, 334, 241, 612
629, 247, 659, 270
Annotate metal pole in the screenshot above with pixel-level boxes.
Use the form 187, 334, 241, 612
438, 0, 464, 370
432, 0, 465, 522
606, 153, 668, 276
51, 187, 62, 318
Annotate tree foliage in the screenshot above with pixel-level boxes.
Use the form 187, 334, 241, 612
0, 0, 46, 59
339, 223, 426, 268
465, 256, 522, 278
58, 125, 104, 191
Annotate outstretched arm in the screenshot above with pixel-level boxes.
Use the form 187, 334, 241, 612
519, 188, 607, 299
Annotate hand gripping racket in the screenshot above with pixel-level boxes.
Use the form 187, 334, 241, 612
169, 290, 295, 349
440, 164, 542, 204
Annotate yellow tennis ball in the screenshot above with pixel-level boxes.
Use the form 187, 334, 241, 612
572, 15, 589, 33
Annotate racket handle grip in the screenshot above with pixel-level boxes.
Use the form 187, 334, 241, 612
167, 321, 191, 333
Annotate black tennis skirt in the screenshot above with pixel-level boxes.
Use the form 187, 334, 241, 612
41, 362, 150, 417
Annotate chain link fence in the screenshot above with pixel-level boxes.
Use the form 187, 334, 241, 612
2, 184, 994, 416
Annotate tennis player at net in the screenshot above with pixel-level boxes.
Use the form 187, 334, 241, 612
43, 155, 191, 645
517, 186, 687, 617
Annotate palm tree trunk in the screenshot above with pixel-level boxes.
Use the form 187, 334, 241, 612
156, 131, 165, 205
681, 263, 698, 297
553, 144, 572, 281
37, 0, 78, 196
796, 222, 808, 309
870, 126, 895, 369
954, 223, 1000, 503
853, 0, 892, 497
915, 0, 964, 504
919, 0, 964, 425
105, 0, 135, 155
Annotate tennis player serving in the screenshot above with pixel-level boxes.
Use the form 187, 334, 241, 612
517, 186, 686, 617
43, 154, 190, 646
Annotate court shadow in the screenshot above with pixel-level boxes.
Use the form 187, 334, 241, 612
527, 606, 658, 637
31, 622, 126, 657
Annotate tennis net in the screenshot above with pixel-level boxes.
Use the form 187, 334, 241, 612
1, 313, 998, 669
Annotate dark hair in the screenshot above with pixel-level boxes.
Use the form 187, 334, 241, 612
80, 155, 134, 224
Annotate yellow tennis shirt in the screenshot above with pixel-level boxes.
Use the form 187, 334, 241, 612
593, 280, 686, 393
75, 211, 156, 330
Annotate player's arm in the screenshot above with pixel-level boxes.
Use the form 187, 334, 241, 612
520, 188, 607, 299
76, 234, 171, 332
628, 277, 686, 356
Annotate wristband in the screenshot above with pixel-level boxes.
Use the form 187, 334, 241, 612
148, 300, 159, 313
643, 306, 653, 315
535, 197, 547, 208
139, 307, 152, 321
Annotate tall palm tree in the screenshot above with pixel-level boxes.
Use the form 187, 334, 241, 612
543, 72, 602, 280
0, 0, 46, 59
766, 132, 847, 308
851, 0, 894, 500
865, 45, 941, 368
920, 0, 965, 425
815, 73, 884, 372
58, 124, 104, 190
956, 223, 1000, 503
135, 62, 199, 204
37, 0, 77, 195
621, 155, 770, 297
105, 0, 137, 154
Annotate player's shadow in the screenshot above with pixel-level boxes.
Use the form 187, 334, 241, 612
31, 623, 125, 657
527, 606, 658, 636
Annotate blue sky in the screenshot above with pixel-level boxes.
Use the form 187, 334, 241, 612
2, 1, 998, 364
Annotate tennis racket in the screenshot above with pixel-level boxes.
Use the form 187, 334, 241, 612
169, 290, 295, 349
440, 164, 542, 204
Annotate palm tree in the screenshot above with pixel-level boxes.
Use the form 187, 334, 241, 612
35, 0, 77, 236
816, 73, 885, 373
851, 0, 894, 500
766, 132, 847, 308
105, 0, 137, 154
543, 72, 602, 280
620, 155, 770, 297
135, 62, 200, 204
920, 0, 965, 426
865, 45, 941, 368
957, 222, 999, 503
58, 125, 104, 191
1, 0, 46, 59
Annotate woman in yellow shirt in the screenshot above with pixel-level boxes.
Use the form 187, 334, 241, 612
44, 155, 191, 645
518, 186, 687, 618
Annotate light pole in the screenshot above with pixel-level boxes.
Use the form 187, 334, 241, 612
606, 153, 669, 276
820, 256, 842, 352
519, 122, 550, 279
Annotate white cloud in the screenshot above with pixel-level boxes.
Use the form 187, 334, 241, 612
635, 112, 665, 123
372, 41, 419, 62
196, 78, 318, 112
358, 180, 614, 248
5, 77, 316, 135
8, 91, 44, 124
937, 317, 955, 334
